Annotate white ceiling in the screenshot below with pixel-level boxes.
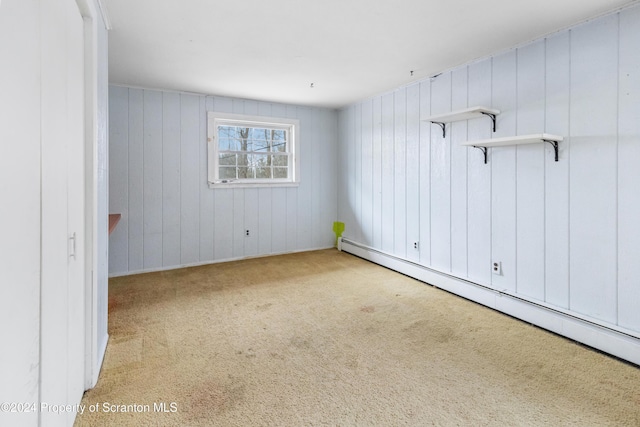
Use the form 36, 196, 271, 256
104, 0, 637, 109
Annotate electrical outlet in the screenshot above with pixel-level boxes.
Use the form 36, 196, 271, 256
492, 261, 502, 275
245, 229, 250, 236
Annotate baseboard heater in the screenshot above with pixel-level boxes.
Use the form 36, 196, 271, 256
339, 237, 640, 367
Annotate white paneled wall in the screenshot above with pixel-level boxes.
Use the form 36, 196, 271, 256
337, 5, 640, 336
109, 87, 338, 276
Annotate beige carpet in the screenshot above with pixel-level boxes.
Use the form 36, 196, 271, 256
75, 249, 640, 426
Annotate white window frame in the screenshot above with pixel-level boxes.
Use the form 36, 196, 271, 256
207, 112, 300, 188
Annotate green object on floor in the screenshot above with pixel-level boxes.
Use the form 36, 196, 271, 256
332, 221, 345, 247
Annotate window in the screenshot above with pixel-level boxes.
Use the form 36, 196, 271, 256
207, 112, 300, 188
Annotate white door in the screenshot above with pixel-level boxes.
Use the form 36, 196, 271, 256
40, 0, 86, 425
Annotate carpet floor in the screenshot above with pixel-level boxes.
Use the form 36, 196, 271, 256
75, 249, 640, 426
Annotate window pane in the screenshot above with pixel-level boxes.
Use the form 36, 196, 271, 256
253, 138, 269, 153
255, 167, 271, 179
273, 154, 288, 167
219, 167, 236, 179
219, 153, 236, 166
237, 166, 251, 179
273, 167, 288, 179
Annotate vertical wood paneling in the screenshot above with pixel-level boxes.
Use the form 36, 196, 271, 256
618, 7, 640, 331
569, 15, 618, 323
430, 73, 452, 272
199, 96, 215, 261
516, 40, 546, 300
344, 105, 356, 241
419, 81, 431, 266
244, 188, 258, 256
162, 92, 181, 267
372, 96, 383, 250
258, 188, 273, 255
450, 67, 468, 277
394, 88, 407, 257
467, 61, 492, 284
333, 5, 640, 337
258, 102, 274, 255
142, 90, 163, 269
380, 93, 394, 253
110, 88, 337, 275
233, 188, 245, 258
271, 103, 288, 253
180, 94, 200, 264
354, 103, 363, 245
285, 105, 298, 252
361, 100, 374, 247
491, 52, 517, 292
406, 84, 420, 263
310, 104, 321, 248
214, 96, 240, 261
544, 32, 571, 308
108, 86, 129, 274
296, 107, 313, 249
214, 189, 233, 260
325, 108, 338, 247
128, 88, 144, 272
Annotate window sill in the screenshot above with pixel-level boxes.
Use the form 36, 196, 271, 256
208, 181, 300, 189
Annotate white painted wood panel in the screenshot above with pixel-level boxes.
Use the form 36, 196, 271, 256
128, 89, 144, 271
162, 92, 181, 267
109, 86, 129, 274
491, 52, 517, 292
450, 67, 468, 277
143, 90, 164, 269
180, 94, 201, 264
617, 6, 640, 332
353, 103, 363, 245
466, 60, 492, 285
430, 73, 452, 272
381, 93, 395, 254
233, 188, 245, 258
569, 15, 618, 324
361, 99, 374, 247
200, 97, 215, 261
271, 188, 287, 253
406, 84, 420, 263
214, 188, 234, 260
334, 4, 640, 354
419, 81, 432, 266
372, 96, 383, 250
544, 31, 571, 309
110, 87, 338, 276
394, 88, 407, 257
297, 107, 314, 250
244, 188, 259, 256
516, 40, 545, 301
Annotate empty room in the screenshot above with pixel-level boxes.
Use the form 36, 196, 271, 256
2, 0, 640, 426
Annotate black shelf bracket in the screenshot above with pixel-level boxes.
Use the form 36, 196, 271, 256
431, 121, 446, 138
480, 111, 497, 132
473, 146, 488, 164
543, 139, 559, 161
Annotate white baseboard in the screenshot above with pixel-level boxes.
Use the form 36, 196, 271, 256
340, 238, 640, 367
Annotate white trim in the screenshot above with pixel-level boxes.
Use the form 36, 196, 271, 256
95, 0, 111, 30
340, 238, 640, 366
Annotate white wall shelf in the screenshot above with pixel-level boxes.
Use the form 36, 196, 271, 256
424, 106, 500, 137
461, 133, 563, 164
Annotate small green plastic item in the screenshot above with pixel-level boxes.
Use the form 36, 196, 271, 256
332, 221, 345, 247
